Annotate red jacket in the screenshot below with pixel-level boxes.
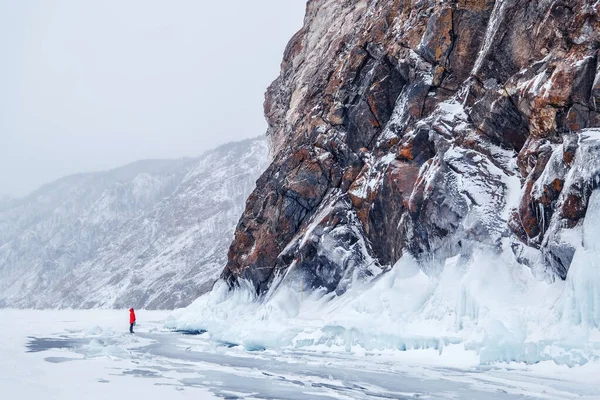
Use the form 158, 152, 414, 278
129, 308, 136, 324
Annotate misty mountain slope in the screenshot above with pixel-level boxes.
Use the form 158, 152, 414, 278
0, 137, 268, 309
0, 195, 12, 210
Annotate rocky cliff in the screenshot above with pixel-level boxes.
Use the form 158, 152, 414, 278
0, 138, 268, 309
223, 0, 600, 295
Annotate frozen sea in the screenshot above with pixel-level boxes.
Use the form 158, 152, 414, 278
2, 310, 599, 400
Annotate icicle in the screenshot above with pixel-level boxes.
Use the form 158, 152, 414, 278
538, 203, 545, 235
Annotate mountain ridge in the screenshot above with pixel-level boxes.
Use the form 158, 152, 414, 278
0, 137, 268, 309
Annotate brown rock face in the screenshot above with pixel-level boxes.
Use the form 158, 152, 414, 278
223, 0, 600, 293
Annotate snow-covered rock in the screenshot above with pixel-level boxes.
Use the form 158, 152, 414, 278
187, 0, 600, 367
0, 137, 268, 309
224, 0, 600, 296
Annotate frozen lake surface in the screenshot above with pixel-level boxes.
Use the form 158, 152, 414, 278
2, 310, 599, 400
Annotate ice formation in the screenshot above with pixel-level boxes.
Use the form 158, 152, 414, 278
169, 164, 600, 367
168, 205, 600, 367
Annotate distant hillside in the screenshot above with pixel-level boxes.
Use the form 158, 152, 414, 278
0, 137, 268, 309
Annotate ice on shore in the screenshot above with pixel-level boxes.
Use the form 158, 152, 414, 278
168, 190, 600, 368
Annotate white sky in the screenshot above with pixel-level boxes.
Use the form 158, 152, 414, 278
0, 0, 306, 197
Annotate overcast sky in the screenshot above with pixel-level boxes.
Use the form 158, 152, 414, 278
0, 0, 306, 197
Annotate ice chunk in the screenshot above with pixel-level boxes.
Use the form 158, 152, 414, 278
558, 189, 600, 328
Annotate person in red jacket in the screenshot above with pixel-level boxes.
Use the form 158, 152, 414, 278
129, 308, 136, 333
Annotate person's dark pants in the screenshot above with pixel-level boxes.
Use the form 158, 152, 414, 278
130, 323, 134, 333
